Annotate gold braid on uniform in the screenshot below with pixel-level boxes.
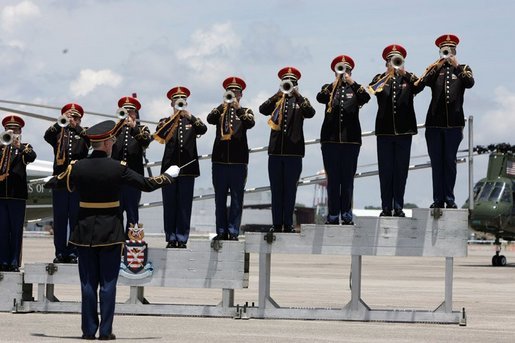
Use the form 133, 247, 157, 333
0, 145, 12, 181
149, 174, 171, 185
55, 127, 69, 166
57, 160, 76, 192
135, 125, 151, 140
460, 65, 473, 78
240, 108, 254, 121
327, 77, 342, 114
153, 113, 180, 144
267, 95, 286, 131
220, 104, 234, 141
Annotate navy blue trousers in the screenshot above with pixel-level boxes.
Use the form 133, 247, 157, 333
119, 185, 141, 230
77, 244, 122, 338
268, 155, 302, 227
212, 163, 247, 237
321, 143, 360, 223
0, 199, 25, 268
52, 189, 79, 258
377, 135, 412, 211
162, 176, 195, 244
425, 127, 463, 205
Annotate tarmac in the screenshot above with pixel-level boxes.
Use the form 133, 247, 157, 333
0, 235, 514, 342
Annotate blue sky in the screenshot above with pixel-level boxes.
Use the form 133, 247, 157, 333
1, 0, 514, 208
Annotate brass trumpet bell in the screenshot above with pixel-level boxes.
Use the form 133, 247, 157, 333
223, 90, 236, 103
57, 115, 70, 128
0, 130, 14, 146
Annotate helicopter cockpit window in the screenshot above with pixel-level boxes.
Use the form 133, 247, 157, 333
500, 188, 511, 203
478, 182, 494, 201
473, 182, 484, 200
488, 183, 504, 202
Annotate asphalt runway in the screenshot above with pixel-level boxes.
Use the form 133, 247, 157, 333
0, 235, 514, 342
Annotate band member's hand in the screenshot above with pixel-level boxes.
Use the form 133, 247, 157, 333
397, 67, 406, 76
126, 116, 137, 128
344, 73, 355, 85
448, 55, 459, 67
181, 110, 192, 119
164, 165, 180, 178
386, 64, 395, 75
68, 116, 80, 128
13, 137, 21, 149
232, 98, 241, 109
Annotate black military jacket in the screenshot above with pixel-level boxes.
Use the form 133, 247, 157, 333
422, 62, 474, 128
317, 81, 370, 145
44, 123, 90, 175
112, 123, 152, 175
207, 104, 255, 164
158, 115, 207, 177
45, 150, 173, 247
370, 72, 424, 136
0, 143, 36, 200
259, 93, 315, 157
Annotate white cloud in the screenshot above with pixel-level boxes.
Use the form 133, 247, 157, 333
176, 22, 241, 83
70, 69, 123, 97
1, 1, 40, 32
476, 87, 515, 143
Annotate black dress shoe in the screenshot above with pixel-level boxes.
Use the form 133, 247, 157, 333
379, 210, 392, 217
98, 333, 116, 340
341, 220, 354, 225
393, 209, 406, 217
282, 225, 295, 233
325, 220, 339, 225
430, 202, 444, 208
166, 241, 177, 248
177, 242, 187, 248
9, 265, 20, 272
53, 255, 65, 263
81, 334, 96, 340
66, 255, 78, 264
212, 233, 228, 241
269, 225, 282, 232
228, 234, 239, 241
446, 202, 458, 209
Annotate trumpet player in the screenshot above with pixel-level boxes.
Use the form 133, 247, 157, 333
259, 67, 315, 232
369, 45, 424, 217
420, 34, 474, 209
207, 77, 255, 241
317, 55, 370, 225
0, 115, 36, 272
111, 96, 152, 230
44, 103, 90, 264
154, 87, 207, 248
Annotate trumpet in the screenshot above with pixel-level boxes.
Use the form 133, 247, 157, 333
174, 98, 188, 111
0, 130, 14, 146
390, 55, 404, 70
223, 90, 236, 104
116, 107, 128, 119
439, 46, 452, 59
334, 62, 348, 75
279, 79, 295, 94
57, 115, 70, 128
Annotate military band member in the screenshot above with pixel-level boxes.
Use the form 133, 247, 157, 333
317, 55, 370, 225
44, 103, 90, 263
369, 45, 424, 217
259, 67, 315, 232
0, 115, 36, 272
111, 96, 152, 229
419, 34, 474, 208
207, 77, 255, 240
45, 120, 180, 340
154, 87, 207, 248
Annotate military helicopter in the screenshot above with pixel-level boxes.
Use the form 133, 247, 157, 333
466, 143, 515, 266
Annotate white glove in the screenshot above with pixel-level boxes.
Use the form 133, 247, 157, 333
164, 165, 180, 178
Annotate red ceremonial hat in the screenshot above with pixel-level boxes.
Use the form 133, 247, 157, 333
278, 66, 301, 80
166, 86, 191, 100
435, 34, 460, 47
222, 76, 246, 91
2, 115, 25, 129
331, 55, 355, 71
117, 96, 141, 110
61, 103, 84, 118
382, 44, 407, 61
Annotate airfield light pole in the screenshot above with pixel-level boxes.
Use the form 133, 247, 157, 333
468, 116, 474, 211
